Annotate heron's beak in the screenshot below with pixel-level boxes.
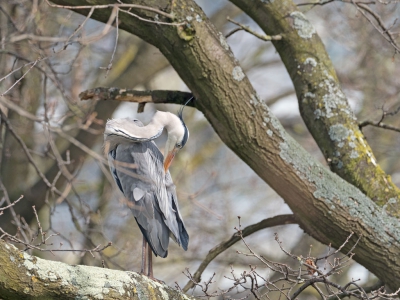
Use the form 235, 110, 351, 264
164, 147, 179, 172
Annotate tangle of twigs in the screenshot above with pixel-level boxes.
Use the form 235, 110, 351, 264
181, 217, 399, 299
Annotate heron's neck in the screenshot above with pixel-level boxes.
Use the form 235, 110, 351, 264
149, 111, 181, 135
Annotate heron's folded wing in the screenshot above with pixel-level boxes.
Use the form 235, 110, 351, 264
144, 142, 189, 250
108, 149, 123, 193
134, 191, 169, 258
111, 142, 170, 257
144, 143, 182, 239
165, 172, 189, 251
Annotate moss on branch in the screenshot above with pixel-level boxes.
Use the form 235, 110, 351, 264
0, 240, 196, 300
230, 0, 400, 216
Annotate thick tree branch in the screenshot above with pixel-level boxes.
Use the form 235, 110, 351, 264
230, 0, 400, 214
0, 239, 197, 300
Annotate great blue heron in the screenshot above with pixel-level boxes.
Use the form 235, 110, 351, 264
104, 109, 189, 279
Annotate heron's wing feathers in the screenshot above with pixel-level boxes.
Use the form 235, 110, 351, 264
144, 141, 189, 250
165, 172, 189, 250
108, 149, 123, 193
110, 142, 170, 257
134, 192, 170, 258
109, 138, 188, 257
106, 118, 163, 142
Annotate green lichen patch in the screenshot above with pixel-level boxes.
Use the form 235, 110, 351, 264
177, 23, 195, 41
278, 124, 400, 247
329, 124, 351, 143
320, 78, 352, 119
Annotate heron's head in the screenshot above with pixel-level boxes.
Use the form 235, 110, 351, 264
163, 111, 189, 172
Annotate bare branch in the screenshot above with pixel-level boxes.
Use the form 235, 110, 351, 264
1, 112, 63, 197
227, 17, 283, 41
44, 0, 185, 26
225, 27, 244, 38
182, 214, 297, 292
352, 1, 400, 52
0, 179, 29, 243
0, 195, 23, 214
99, 6, 119, 77
0, 225, 112, 254
359, 105, 400, 133
79, 87, 195, 109
297, 0, 375, 7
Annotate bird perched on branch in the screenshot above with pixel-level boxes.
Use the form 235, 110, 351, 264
104, 106, 190, 279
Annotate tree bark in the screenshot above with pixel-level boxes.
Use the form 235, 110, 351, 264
0, 240, 196, 300
230, 0, 400, 215
44, 0, 400, 290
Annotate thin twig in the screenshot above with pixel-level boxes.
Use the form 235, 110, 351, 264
1, 226, 112, 253
225, 27, 244, 38
44, 1, 185, 26
0, 59, 39, 96
351, 1, 400, 53
227, 17, 282, 42
0, 195, 23, 214
359, 105, 400, 133
0, 179, 29, 243
100, 6, 119, 77
63, 7, 95, 48
1, 112, 63, 197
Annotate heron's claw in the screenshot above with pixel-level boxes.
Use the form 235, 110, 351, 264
138, 272, 165, 284
148, 276, 165, 284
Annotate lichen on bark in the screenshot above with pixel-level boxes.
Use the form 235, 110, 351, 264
0, 240, 196, 300
230, 0, 400, 216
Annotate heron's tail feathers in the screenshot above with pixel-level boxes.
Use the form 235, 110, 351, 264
169, 221, 189, 251
179, 224, 189, 251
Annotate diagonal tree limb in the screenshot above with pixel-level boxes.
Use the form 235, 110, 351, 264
230, 0, 400, 214
182, 214, 297, 292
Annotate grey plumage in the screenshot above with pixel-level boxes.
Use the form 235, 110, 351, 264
106, 119, 189, 258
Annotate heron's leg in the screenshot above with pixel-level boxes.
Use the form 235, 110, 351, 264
140, 236, 147, 274
147, 245, 153, 278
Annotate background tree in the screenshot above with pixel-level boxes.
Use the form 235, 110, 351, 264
0, 0, 399, 299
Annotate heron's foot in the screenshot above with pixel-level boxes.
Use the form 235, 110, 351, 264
138, 272, 165, 284
148, 276, 165, 284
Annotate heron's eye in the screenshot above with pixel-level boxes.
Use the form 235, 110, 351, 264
176, 142, 182, 149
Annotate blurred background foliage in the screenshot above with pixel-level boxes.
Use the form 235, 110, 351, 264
0, 0, 399, 298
